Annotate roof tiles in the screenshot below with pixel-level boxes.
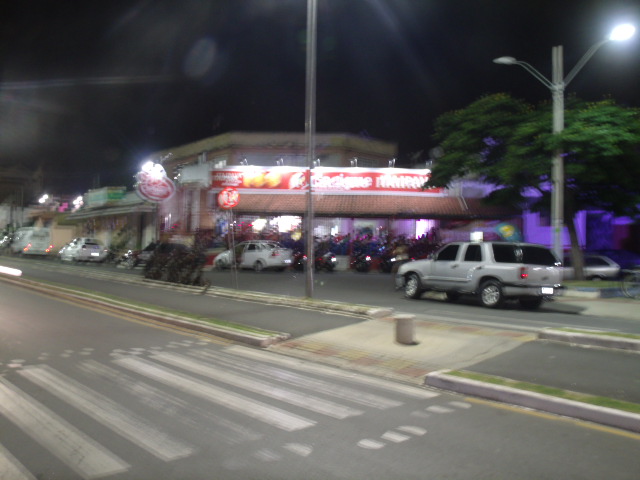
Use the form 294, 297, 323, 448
228, 193, 515, 219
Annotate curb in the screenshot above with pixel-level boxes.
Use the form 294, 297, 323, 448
538, 329, 640, 353
562, 286, 625, 299
425, 370, 640, 433
139, 278, 393, 319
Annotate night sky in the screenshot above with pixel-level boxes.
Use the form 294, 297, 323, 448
1, 0, 639, 196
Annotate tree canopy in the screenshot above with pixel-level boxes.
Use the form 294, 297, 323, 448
428, 92, 640, 277
429, 93, 640, 218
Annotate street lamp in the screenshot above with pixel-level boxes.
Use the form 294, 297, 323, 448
493, 23, 635, 259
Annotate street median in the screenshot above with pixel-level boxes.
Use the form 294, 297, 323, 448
426, 369, 640, 433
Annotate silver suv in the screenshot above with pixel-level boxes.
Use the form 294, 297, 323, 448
395, 241, 562, 309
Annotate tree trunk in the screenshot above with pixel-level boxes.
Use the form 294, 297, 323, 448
566, 212, 585, 280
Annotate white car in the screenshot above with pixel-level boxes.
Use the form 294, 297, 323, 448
562, 254, 621, 281
59, 237, 108, 262
214, 240, 293, 272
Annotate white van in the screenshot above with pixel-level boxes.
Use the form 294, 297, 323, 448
11, 227, 55, 255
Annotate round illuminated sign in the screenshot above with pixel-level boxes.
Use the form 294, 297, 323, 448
218, 187, 239, 209
135, 163, 176, 203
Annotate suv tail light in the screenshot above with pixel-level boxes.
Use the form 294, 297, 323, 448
271, 250, 280, 257
520, 266, 529, 279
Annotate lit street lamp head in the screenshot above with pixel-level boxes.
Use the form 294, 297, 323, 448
493, 56, 518, 65
609, 23, 636, 41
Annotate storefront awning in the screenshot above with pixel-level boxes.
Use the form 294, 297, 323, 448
223, 193, 517, 219
65, 203, 155, 220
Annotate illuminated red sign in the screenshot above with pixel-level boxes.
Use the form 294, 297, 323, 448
217, 187, 239, 209
136, 170, 176, 202
211, 167, 441, 194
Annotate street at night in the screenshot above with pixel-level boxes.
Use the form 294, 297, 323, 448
1, 258, 639, 479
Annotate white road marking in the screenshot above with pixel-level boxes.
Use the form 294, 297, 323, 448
152, 351, 363, 419
283, 443, 313, 457
224, 345, 439, 399
397, 425, 427, 436
426, 405, 455, 414
449, 401, 472, 409
18, 365, 195, 462
192, 350, 404, 409
0, 377, 129, 479
0, 444, 37, 480
78, 359, 262, 444
381, 431, 411, 443
254, 449, 281, 462
357, 439, 385, 449
114, 356, 316, 432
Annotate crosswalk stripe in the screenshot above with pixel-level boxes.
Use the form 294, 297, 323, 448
224, 345, 439, 399
0, 377, 129, 479
18, 365, 195, 462
0, 444, 37, 480
151, 351, 364, 419
78, 359, 262, 444
113, 356, 316, 432
192, 349, 404, 409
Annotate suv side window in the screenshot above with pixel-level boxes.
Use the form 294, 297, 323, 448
436, 244, 459, 261
521, 246, 558, 266
492, 244, 518, 263
464, 244, 482, 262
247, 243, 257, 251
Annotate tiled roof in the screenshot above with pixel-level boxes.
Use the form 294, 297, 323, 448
228, 193, 516, 219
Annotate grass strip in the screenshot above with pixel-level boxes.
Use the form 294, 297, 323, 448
553, 328, 640, 341
20, 277, 282, 336
563, 280, 620, 288
446, 370, 640, 415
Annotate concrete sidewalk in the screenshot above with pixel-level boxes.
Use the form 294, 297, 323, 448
271, 292, 640, 383
270, 316, 536, 383
269, 293, 640, 432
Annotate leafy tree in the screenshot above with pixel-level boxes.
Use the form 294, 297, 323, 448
428, 93, 640, 279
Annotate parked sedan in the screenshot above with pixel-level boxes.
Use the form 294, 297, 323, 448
562, 254, 621, 281
587, 249, 640, 271
59, 237, 109, 262
214, 240, 293, 272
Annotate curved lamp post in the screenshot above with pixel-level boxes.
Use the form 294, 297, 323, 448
494, 23, 635, 259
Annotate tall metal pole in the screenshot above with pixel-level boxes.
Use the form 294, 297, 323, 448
493, 31, 635, 259
551, 45, 565, 260
304, 0, 317, 298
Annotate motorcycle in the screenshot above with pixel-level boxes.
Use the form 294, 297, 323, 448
293, 250, 337, 272
350, 253, 372, 273
119, 242, 157, 269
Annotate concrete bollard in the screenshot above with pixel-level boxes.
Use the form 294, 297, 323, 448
395, 313, 417, 345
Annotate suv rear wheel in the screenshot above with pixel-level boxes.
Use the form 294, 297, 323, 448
254, 260, 265, 272
404, 273, 423, 299
479, 280, 504, 308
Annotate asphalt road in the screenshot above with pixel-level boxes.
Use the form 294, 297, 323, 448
9, 255, 640, 336
1, 272, 640, 479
